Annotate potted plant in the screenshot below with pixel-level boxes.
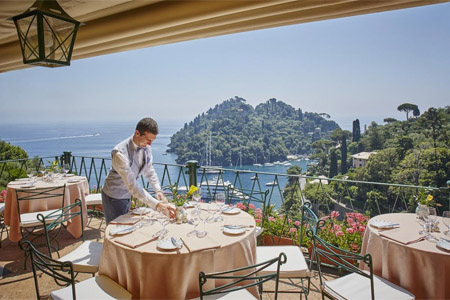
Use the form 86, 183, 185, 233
170, 185, 198, 223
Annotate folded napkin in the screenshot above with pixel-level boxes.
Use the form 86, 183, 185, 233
115, 230, 158, 248
380, 228, 425, 245
110, 214, 140, 225
224, 215, 255, 228
180, 235, 221, 253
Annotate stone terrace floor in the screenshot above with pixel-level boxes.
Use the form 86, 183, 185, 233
0, 217, 336, 300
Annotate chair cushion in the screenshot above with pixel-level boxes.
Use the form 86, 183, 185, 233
323, 271, 415, 300
19, 209, 60, 228
85, 193, 103, 206
190, 288, 257, 299
256, 245, 309, 278
58, 241, 103, 274
0, 203, 5, 213
50, 274, 131, 300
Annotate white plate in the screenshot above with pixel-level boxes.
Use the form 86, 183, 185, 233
437, 239, 450, 251
132, 207, 152, 215
369, 219, 397, 229
221, 207, 241, 215
223, 226, 246, 235
110, 225, 135, 236
8, 181, 23, 185
157, 239, 177, 250
64, 173, 75, 177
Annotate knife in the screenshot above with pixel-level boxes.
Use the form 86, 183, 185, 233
171, 237, 183, 249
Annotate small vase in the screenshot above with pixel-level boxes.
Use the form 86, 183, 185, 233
416, 204, 428, 220
176, 206, 185, 224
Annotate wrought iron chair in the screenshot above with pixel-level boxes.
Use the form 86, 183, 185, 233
197, 252, 287, 300
38, 199, 103, 275
84, 193, 104, 226
15, 185, 66, 241
20, 240, 131, 300
256, 202, 318, 297
0, 202, 9, 247
309, 224, 415, 300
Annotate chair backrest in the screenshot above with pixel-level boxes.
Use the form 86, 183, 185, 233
298, 201, 319, 248
19, 240, 77, 300
15, 185, 66, 223
199, 252, 287, 300
309, 225, 375, 299
230, 186, 270, 229
38, 199, 84, 257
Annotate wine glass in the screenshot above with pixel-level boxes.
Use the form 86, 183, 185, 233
187, 207, 200, 237
442, 211, 450, 236
196, 209, 209, 238
62, 163, 70, 176
26, 168, 36, 183
214, 192, 225, 222
418, 206, 430, 235
156, 209, 169, 237
207, 200, 219, 223
192, 190, 201, 206
135, 204, 145, 228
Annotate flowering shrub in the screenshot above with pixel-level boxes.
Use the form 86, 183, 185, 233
317, 211, 369, 253
0, 189, 6, 203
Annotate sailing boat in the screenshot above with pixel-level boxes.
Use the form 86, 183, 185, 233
204, 132, 221, 174
253, 152, 262, 166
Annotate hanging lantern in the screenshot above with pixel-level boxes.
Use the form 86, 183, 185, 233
9, 0, 81, 67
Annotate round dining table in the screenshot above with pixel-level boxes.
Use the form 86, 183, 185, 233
4, 175, 89, 242
361, 213, 450, 299
98, 205, 258, 299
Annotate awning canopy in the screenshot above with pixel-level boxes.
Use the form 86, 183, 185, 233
0, 0, 448, 73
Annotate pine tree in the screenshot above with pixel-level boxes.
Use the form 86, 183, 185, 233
329, 149, 338, 177
352, 119, 361, 142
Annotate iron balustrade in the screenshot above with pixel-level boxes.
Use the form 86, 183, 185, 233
1, 155, 449, 218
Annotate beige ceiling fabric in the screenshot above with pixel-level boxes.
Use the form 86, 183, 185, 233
0, 0, 448, 73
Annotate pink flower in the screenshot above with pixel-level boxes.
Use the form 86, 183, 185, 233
288, 218, 292, 224
346, 217, 354, 225
351, 222, 357, 229
255, 218, 262, 224
346, 228, 355, 234
330, 211, 340, 219
256, 213, 262, 219
268, 216, 276, 222
93, 185, 97, 189
248, 204, 256, 210
236, 203, 246, 210
294, 220, 301, 227
255, 208, 262, 214
289, 228, 297, 233
351, 243, 359, 251
333, 224, 342, 231
359, 225, 366, 233
336, 231, 344, 237
355, 213, 364, 222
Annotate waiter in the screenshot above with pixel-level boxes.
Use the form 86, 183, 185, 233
101, 117, 175, 224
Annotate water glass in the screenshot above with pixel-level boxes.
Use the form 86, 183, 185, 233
156, 210, 169, 237
442, 211, 450, 236
214, 193, 225, 222
207, 201, 219, 223
187, 208, 200, 237
197, 209, 209, 238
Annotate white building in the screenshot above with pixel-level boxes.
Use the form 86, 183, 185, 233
350, 152, 377, 168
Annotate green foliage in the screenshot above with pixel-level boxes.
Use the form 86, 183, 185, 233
168, 97, 339, 166
0, 140, 28, 161
397, 103, 419, 120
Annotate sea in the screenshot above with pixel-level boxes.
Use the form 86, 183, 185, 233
1, 120, 312, 208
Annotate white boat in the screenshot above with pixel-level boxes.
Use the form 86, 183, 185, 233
253, 163, 263, 167
250, 176, 257, 180
265, 181, 278, 186
264, 163, 274, 167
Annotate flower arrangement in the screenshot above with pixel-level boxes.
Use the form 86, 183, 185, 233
171, 185, 199, 207
416, 189, 436, 207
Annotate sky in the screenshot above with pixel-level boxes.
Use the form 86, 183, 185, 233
1, 2, 449, 131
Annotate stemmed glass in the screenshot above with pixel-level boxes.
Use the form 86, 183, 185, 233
187, 207, 200, 237
442, 211, 450, 236
418, 206, 430, 235
214, 192, 225, 222
156, 209, 170, 237
62, 163, 70, 176
207, 200, 219, 223
27, 168, 36, 183
197, 209, 209, 238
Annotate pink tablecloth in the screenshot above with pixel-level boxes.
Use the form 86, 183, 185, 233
361, 213, 450, 299
4, 176, 89, 242
99, 207, 258, 299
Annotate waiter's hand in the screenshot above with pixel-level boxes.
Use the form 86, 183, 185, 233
156, 202, 175, 218
155, 190, 168, 202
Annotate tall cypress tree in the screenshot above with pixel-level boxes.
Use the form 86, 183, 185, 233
329, 148, 338, 177
352, 119, 361, 142
341, 136, 348, 174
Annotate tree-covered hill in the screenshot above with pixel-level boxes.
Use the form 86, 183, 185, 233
168, 97, 339, 166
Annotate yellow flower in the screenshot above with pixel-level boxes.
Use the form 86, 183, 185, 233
426, 195, 433, 202
187, 185, 199, 197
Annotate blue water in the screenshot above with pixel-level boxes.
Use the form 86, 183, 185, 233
1, 121, 310, 208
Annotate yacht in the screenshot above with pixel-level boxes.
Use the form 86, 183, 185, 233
265, 181, 278, 186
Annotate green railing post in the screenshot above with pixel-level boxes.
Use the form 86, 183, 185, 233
186, 160, 198, 187
63, 151, 72, 165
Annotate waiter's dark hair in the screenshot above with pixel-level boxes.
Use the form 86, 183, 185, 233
136, 118, 159, 135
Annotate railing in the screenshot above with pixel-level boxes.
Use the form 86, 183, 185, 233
1, 154, 449, 218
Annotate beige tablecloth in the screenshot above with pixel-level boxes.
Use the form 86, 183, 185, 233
4, 176, 89, 242
99, 207, 258, 299
361, 213, 450, 299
